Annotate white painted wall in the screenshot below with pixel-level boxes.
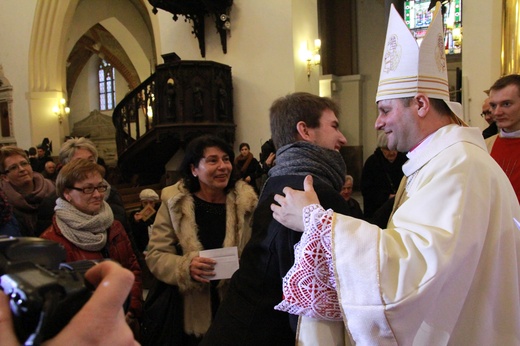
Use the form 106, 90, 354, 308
461, 0, 502, 128
0, 0, 37, 149
153, 0, 317, 156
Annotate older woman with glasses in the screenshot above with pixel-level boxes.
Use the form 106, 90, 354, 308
40, 159, 142, 332
0, 146, 55, 236
143, 135, 258, 345
59, 137, 130, 234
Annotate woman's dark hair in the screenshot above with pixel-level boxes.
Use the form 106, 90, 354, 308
180, 135, 237, 193
239, 142, 250, 150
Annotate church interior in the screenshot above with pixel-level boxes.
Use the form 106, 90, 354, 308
0, 0, 508, 188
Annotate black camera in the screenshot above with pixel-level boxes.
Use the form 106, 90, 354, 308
0, 236, 95, 345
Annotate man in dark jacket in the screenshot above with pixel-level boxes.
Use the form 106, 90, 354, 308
201, 92, 352, 345
32, 144, 54, 173
361, 131, 407, 219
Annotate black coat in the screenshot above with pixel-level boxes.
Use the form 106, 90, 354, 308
361, 148, 407, 219
482, 122, 498, 139
200, 175, 350, 346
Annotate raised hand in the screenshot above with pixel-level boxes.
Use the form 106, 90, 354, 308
271, 175, 320, 232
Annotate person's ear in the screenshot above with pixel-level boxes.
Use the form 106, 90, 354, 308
63, 190, 72, 202
190, 163, 198, 177
0, 174, 8, 182
415, 93, 430, 118
296, 121, 312, 141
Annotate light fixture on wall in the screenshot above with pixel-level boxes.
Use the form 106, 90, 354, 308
53, 98, 70, 124
300, 39, 321, 80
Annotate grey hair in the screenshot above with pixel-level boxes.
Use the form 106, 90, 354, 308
59, 137, 99, 164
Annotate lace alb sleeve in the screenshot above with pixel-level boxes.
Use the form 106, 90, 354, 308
274, 204, 342, 321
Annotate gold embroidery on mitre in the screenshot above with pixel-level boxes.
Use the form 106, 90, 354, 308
435, 33, 447, 72
383, 34, 402, 73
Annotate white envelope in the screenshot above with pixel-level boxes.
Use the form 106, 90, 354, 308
199, 246, 239, 280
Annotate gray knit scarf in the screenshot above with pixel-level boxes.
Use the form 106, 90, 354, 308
55, 198, 114, 251
269, 141, 346, 191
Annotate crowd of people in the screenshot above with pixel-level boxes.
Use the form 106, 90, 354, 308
0, 137, 149, 339
0, 3, 519, 345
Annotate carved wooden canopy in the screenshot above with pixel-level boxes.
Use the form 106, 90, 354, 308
148, 0, 233, 57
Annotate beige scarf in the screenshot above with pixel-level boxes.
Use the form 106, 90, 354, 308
55, 197, 114, 251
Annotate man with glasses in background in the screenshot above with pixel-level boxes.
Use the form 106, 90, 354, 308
481, 96, 498, 139
0, 146, 55, 236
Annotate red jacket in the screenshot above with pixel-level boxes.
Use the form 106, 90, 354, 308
40, 216, 143, 317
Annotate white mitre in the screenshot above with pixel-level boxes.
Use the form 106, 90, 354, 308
376, 2, 463, 121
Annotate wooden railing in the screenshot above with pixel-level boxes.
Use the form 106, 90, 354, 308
112, 57, 235, 185
113, 74, 157, 156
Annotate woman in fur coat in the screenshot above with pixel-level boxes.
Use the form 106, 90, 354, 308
145, 135, 258, 345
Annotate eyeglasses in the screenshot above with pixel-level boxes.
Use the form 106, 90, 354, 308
3, 161, 30, 174
68, 185, 108, 194
481, 110, 493, 117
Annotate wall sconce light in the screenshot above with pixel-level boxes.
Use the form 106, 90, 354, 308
52, 98, 70, 124
300, 39, 321, 80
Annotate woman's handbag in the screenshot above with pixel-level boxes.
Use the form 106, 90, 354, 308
140, 243, 185, 346
140, 278, 184, 346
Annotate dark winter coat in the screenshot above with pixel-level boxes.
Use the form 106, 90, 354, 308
200, 175, 350, 346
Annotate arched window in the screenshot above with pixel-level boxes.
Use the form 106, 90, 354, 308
98, 59, 116, 110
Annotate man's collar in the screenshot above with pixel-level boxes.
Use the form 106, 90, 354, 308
500, 128, 520, 138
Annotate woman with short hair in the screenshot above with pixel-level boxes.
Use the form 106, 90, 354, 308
40, 159, 142, 330
0, 146, 55, 236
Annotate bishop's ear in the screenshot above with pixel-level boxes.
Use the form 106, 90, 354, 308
414, 94, 430, 118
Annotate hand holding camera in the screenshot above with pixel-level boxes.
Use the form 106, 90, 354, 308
0, 237, 137, 346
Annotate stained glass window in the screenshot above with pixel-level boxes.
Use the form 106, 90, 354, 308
404, 0, 462, 55
98, 60, 116, 110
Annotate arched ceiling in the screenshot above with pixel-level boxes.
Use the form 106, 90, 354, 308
66, 23, 141, 97
65, 0, 157, 98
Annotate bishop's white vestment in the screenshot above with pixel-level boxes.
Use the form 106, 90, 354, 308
296, 125, 520, 345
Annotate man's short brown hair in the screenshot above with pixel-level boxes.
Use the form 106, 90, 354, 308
269, 92, 340, 149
